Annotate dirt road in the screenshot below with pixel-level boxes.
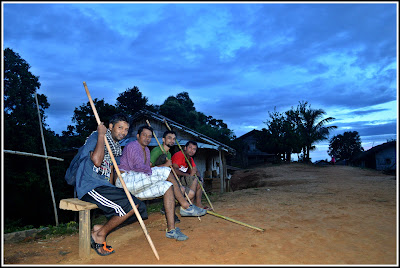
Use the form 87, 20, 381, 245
3, 163, 397, 265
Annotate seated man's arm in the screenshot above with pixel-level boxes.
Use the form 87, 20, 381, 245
90, 124, 107, 167
150, 153, 172, 167
189, 165, 200, 177
172, 163, 189, 177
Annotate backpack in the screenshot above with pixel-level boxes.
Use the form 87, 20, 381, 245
64, 145, 86, 186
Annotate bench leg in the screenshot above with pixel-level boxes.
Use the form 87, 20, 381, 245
79, 210, 91, 258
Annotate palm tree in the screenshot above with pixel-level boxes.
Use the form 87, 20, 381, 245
295, 101, 337, 162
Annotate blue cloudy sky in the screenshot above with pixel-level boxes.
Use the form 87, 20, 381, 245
2, 2, 398, 161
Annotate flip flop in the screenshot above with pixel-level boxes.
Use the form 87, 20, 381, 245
203, 206, 212, 211
90, 236, 115, 256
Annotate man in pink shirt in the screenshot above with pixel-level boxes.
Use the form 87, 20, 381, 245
117, 125, 206, 241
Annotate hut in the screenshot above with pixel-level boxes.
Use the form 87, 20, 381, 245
233, 129, 275, 167
120, 110, 236, 193
351, 140, 396, 171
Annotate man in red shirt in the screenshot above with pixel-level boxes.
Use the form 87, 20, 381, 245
171, 140, 207, 209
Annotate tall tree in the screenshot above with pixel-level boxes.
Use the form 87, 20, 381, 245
115, 86, 148, 115
70, 98, 119, 141
328, 131, 364, 161
159, 92, 198, 129
295, 101, 337, 162
159, 92, 235, 144
257, 101, 336, 163
4, 47, 50, 153
4, 48, 67, 229
256, 108, 300, 162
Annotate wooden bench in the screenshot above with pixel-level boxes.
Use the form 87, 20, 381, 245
59, 198, 98, 258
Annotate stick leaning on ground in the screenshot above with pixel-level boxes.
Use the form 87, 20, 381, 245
163, 119, 215, 211
83, 82, 160, 260
163, 119, 265, 232
145, 120, 201, 221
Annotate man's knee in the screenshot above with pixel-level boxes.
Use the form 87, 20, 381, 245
188, 189, 195, 199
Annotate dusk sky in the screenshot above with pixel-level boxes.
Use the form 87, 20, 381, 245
2, 2, 398, 161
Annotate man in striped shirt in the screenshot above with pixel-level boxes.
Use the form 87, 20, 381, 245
65, 113, 147, 256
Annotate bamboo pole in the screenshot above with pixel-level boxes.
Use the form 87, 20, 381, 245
83, 82, 159, 260
163, 119, 215, 211
206, 210, 264, 232
35, 92, 59, 226
163, 119, 263, 232
4, 150, 64, 161
145, 120, 201, 221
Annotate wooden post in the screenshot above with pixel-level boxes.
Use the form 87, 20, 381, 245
35, 92, 58, 226
79, 210, 91, 258
219, 147, 224, 194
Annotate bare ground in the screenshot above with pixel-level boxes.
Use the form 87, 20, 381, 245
3, 163, 398, 265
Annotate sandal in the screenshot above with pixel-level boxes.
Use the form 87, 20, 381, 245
203, 206, 212, 211
90, 236, 115, 256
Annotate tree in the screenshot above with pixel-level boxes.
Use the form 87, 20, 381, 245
4, 47, 51, 153
115, 86, 148, 115
197, 113, 236, 145
256, 108, 300, 162
70, 98, 119, 141
328, 131, 364, 161
4, 48, 67, 229
159, 92, 198, 129
159, 92, 235, 144
295, 101, 337, 162
257, 101, 336, 163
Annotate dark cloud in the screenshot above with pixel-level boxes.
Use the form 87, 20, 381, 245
347, 108, 390, 116
331, 119, 397, 137
2, 2, 397, 150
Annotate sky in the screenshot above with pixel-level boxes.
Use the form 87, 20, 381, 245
2, 1, 398, 162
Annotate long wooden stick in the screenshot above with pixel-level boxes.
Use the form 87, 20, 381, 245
206, 210, 264, 232
145, 120, 201, 221
162, 120, 264, 232
83, 82, 159, 260
163, 119, 214, 211
35, 92, 59, 226
4, 150, 64, 161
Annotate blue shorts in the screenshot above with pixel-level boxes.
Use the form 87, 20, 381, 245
81, 185, 148, 224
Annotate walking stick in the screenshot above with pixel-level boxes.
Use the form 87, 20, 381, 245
83, 82, 159, 260
145, 120, 201, 221
206, 210, 264, 232
163, 119, 262, 231
163, 119, 215, 211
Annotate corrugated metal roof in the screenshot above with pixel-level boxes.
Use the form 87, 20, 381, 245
128, 110, 236, 155
351, 140, 396, 161
120, 137, 222, 151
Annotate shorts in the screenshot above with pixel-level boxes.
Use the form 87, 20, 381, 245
81, 185, 148, 224
116, 166, 173, 200
179, 175, 203, 194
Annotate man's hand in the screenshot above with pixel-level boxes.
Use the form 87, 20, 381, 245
97, 122, 107, 136
164, 159, 172, 167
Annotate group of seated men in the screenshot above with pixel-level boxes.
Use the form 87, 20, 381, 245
65, 113, 210, 256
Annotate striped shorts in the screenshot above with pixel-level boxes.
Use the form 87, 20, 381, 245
116, 166, 173, 200
81, 185, 148, 223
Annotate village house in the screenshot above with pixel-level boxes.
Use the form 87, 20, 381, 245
233, 129, 275, 168
350, 140, 396, 172
120, 109, 236, 193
